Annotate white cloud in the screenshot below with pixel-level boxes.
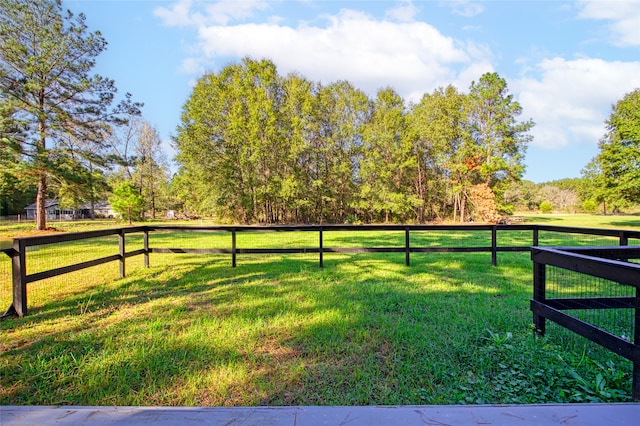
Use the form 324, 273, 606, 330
386, 0, 420, 22
192, 8, 491, 101
154, 0, 195, 27
154, 0, 270, 27
179, 57, 205, 75
514, 57, 640, 149
443, 0, 485, 18
578, 0, 640, 46
202, 0, 270, 25
152, 1, 496, 102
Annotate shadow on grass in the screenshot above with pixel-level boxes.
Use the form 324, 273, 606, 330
611, 220, 640, 228
0, 252, 562, 406
521, 215, 555, 223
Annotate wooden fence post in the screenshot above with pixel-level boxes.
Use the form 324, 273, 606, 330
620, 231, 629, 246
144, 229, 149, 268
118, 230, 125, 278
405, 227, 410, 267
532, 258, 546, 336
319, 227, 324, 268
232, 229, 237, 268
491, 226, 497, 267
12, 239, 27, 318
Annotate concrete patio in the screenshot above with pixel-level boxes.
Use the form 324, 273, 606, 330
2, 403, 640, 425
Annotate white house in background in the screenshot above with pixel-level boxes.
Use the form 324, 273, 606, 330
78, 201, 115, 218
24, 200, 73, 221
24, 200, 114, 220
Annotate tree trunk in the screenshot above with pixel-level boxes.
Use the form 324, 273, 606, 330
36, 172, 47, 230
151, 188, 156, 219
460, 194, 466, 223
416, 155, 425, 222
89, 161, 96, 219
36, 114, 47, 230
453, 192, 458, 223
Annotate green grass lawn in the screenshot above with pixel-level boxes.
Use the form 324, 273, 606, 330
520, 213, 640, 229
1, 215, 638, 406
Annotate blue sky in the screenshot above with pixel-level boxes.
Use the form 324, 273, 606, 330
66, 0, 640, 183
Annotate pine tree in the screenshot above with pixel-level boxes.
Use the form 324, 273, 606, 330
0, 0, 141, 229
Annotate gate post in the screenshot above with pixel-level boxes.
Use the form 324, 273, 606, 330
12, 239, 27, 317
633, 287, 640, 401
532, 255, 546, 336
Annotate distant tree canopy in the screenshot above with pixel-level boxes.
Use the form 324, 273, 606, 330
505, 177, 602, 215
174, 58, 534, 224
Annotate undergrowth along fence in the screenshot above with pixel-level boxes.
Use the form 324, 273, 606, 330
2, 223, 640, 320
531, 246, 640, 400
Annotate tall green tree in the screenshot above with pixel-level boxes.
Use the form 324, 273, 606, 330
0, 0, 141, 229
409, 85, 470, 221
589, 89, 640, 210
581, 160, 611, 213
466, 72, 533, 218
310, 81, 369, 223
358, 88, 418, 222
109, 181, 143, 224
278, 73, 315, 222
51, 132, 111, 216
243, 59, 287, 223
175, 58, 285, 223
0, 100, 34, 215
133, 120, 169, 219
107, 110, 141, 180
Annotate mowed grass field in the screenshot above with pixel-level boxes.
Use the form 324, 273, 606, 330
0, 214, 638, 406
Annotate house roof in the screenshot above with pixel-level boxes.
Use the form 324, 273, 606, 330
24, 199, 60, 210
77, 201, 112, 210
24, 200, 112, 210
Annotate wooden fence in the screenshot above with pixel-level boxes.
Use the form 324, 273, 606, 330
531, 246, 640, 400
3, 224, 640, 319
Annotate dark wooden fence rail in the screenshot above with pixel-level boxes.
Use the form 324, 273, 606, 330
531, 246, 640, 401
147, 224, 518, 268
3, 224, 640, 319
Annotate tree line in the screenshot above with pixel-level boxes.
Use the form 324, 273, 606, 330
173, 57, 534, 224
3, 1, 638, 228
